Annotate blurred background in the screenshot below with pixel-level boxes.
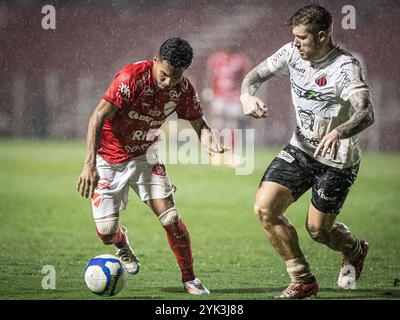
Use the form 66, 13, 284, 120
0, 0, 399, 151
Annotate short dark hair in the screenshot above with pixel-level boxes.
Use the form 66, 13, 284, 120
287, 3, 332, 34
159, 37, 193, 70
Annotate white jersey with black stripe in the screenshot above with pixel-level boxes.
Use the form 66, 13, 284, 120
266, 42, 369, 168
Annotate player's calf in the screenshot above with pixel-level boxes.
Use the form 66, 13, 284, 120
159, 207, 196, 283
306, 222, 359, 258
306, 224, 332, 246
95, 216, 140, 275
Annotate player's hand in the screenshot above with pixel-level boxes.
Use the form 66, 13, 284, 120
206, 143, 230, 156
314, 129, 341, 159
240, 93, 269, 119
77, 165, 100, 199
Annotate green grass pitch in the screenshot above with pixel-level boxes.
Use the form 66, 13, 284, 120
0, 139, 399, 300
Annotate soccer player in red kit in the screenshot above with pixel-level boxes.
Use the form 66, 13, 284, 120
77, 38, 225, 294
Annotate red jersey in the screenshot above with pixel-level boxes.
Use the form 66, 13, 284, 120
207, 51, 251, 100
100, 61, 203, 163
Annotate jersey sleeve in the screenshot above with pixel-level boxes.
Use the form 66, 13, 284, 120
337, 59, 369, 101
175, 79, 204, 120
103, 67, 135, 109
266, 42, 293, 76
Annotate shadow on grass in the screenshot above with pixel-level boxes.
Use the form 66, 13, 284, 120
159, 286, 400, 300
160, 286, 285, 294
114, 295, 164, 300
320, 288, 400, 299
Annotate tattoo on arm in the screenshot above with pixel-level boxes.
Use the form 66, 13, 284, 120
241, 60, 274, 96
335, 91, 375, 139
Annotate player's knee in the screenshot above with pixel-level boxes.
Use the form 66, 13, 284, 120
253, 203, 275, 227
159, 207, 180, 227
253, 202, 265, 219
95, 216, 120, 245
306, 224, 331, 245
159, 207, 189, 239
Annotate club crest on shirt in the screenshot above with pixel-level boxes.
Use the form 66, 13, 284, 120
152, 164, 166, 176
97, 178, 111, 190
315, 74, 327, 87
169, 90, 181, 100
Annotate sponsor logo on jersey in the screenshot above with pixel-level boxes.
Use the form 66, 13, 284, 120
131, 130, 147, 141
339, 70, 351, 89
136, 71, 148, 88
277, 150, 295, 163
192, 93, 201, 110
131, 130, 160, 141
315, 74, 327, 86
297, 107, 315, 131
128, 111, 164, 127
290, 62, 306, 74
124, 143, 153, 154
272, 48, 288, 63
295, 126, 320, 147
148, 109, 161, 117
340, 58, 360, 69
291, 80, 329, 101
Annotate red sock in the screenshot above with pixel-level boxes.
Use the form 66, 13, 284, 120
112, 228, 127, 249
96, 227, 127, 249
163, 219, 195, 283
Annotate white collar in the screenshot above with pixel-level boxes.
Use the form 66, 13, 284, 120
310, 44, 340, 68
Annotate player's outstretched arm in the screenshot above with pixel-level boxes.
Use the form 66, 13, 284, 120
77, 99, 117, 198
190, 116, 228, 156
240, 60, 274, 119
314, 90, 375, 159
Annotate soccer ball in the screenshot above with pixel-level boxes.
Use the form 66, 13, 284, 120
84, 254, 128, 296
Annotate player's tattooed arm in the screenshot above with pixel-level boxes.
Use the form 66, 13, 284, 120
240, 60, 274, 119
190, 116, 228, 155
240, 59, 275, 96
335, 90, 375, 139
77, 99, 117, 198
314, 90, 375, 159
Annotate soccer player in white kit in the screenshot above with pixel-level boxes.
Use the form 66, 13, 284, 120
240, 4, 374, 299
77, 38, 226, 295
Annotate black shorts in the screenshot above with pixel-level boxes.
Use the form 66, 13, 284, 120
261, 144, 359, 214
